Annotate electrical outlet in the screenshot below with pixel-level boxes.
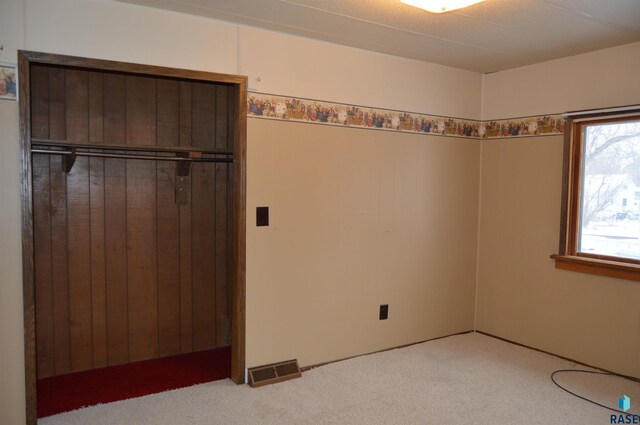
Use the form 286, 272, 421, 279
257, 206, 269, 227
379, 304, 388, 320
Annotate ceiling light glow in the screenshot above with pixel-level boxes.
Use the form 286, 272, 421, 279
401, 0, 486, 13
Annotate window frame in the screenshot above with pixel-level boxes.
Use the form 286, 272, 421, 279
551, 109, 640, 282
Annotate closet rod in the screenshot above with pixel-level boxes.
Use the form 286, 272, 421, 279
31, 149, 233, 163
31, 138, 234, 156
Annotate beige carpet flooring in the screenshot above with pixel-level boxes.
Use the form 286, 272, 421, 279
40, 332, 640, 424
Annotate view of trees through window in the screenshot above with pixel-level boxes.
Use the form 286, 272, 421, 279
578, 118, 640, 260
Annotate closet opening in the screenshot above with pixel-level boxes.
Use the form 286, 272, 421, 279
18, 51, 246, 424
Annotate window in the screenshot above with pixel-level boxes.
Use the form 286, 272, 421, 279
552, 110, 640, 281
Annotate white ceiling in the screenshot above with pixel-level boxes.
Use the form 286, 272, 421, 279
118, 0, 640, 73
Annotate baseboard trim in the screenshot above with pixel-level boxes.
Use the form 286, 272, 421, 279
300, 330, 473, 372
475, 330, 640, 383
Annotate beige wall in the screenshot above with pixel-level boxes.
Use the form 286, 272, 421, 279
0, 101, 26, 425
477, 137, 640, 377
0, 1, 25, 423
482, 41, 640, 120
0, 1, 482, 423
24, 0, 238, 73
247, 119, 479, 367
4, 3, 636, 425
477, 43, 640, 377
238, 27, 482, 119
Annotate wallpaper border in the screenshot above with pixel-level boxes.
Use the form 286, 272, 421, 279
247, 92, 565, 140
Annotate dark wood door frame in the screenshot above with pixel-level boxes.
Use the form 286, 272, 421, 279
18, 51, 247, 425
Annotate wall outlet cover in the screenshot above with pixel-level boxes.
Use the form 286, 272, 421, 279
257, 206, 269, 227
379, 304, 389, 320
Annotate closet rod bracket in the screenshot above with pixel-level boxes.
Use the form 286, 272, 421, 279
176, 151, 202, 177
175, 152, 201, 204
175, 174, 190, 205
64, 147, 77, 173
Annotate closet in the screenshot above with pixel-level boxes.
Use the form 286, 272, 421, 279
19, 51, 246, 424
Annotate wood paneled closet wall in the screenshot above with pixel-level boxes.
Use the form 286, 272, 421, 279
20, 53, 246, 388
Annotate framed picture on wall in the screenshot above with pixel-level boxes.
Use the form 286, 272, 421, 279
0, 62, 18, 101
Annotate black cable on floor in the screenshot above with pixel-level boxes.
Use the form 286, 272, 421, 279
551, 369, 638, 415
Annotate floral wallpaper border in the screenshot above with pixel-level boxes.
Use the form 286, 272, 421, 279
247, 92, 565, 139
